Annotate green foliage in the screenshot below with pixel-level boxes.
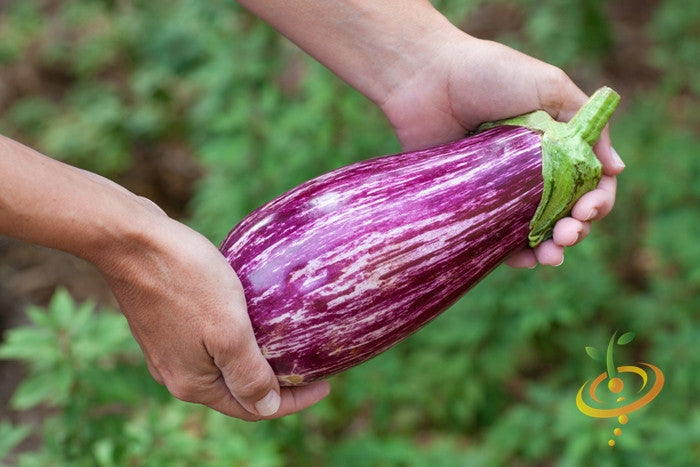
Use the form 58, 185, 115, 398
617, 332, 635, 346
0, 288, 142, 410
586, 346, 602, 361
1, 0, 698, 465
0, 289, 285, 466
0, 421, 30, 463
521, 0, 613, 67
651, 0, 700, 97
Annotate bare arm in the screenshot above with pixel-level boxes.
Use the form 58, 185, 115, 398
1, 0, 622, 421
0, 135, 329, 420
0, 135, 152, 257
236, 0, 449, 107
238, 0, 624, 266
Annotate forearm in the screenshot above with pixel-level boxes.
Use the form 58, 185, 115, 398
237, 0, 458, 105
0, 134, 165, 268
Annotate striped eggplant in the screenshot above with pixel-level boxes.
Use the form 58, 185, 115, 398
220, 87, 620, 386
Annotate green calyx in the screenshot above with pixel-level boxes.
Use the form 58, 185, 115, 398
480, 87, 621, 247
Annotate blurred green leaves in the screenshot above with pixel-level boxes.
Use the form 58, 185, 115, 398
651, 0, 700, 96
0, 288, 149, 412
0, 290, 285, 467
0, 0, 698, 465
0, 422, 30, 463
523, 0, 613, 66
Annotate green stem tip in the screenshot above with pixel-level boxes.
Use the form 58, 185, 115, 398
569, 87, 621, 146
480, 86, 621, 247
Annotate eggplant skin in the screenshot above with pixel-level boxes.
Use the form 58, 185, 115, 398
220, 126, 544, 385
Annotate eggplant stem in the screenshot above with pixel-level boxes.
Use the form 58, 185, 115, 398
568, 87, 621, 146
478, 87, 621, 246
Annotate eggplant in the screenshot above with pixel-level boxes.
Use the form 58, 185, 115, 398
220, 87, 620, 385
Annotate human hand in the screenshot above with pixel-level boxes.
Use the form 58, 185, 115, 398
94, 203, 330, 420
378, 35, 624, 267
237, 2, 621, 266
0, 136, 329, 420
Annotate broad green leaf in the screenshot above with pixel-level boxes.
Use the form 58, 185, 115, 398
617, 332, 636, 345
49, 287, 77, 329
11, 372, 57, 410
7, 341, 73, 410
0, 421, 30, 460
585, 346, 601, 361
25, 305, 53, 329
0, 327, 55, 364
93, 438, 116, 467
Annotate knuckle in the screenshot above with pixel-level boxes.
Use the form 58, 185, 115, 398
537, 66, 579, 120
600, 175, 618, 195
150, 373, 165, 386
166, 381, 199, 404
233, 372, 274, 402
146, 366, 165, 385
211, 335, 276, 402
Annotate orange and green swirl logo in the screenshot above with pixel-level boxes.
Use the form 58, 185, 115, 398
576, 331, 664, 447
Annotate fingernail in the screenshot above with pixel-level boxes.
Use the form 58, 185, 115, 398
611, 147, 625, 170
555, 257, 564, 267
255, 389, 280, 417
585, 208, 598, 221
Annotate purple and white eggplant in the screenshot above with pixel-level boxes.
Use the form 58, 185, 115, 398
220, 87, 620, 385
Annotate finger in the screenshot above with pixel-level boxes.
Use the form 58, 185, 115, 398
534, 240, 565, 266
552, 217, 591, 247
571, 175, 617, 221
180, 373, 258, 420
158, 361, 273, 421
143, 355, 165, 385
210, 326, 283, 417
192, 376, 331, 421
538, 77, 624, 177
276, 381, 331, 417
539, 69, 588, 122
594, 135, 625, 177
504, 248, 537, 269
125, 322, 166, 385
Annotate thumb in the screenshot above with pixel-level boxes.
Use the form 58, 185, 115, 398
211, 329, 282, 417
205, 258, 282, 418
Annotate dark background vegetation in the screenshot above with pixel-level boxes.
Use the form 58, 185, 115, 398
1, 0, 698, 465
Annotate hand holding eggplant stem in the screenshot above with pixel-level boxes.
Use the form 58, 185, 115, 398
0, 0, 623, 422
380, 38, 625, 268
241, 0, 624, 268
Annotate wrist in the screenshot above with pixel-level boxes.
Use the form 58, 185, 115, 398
238, 0, 462, 106
77, 183, 176, 277
345, 4, 466, 106
338, 2, 460, 105
0, 136, 167, 267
